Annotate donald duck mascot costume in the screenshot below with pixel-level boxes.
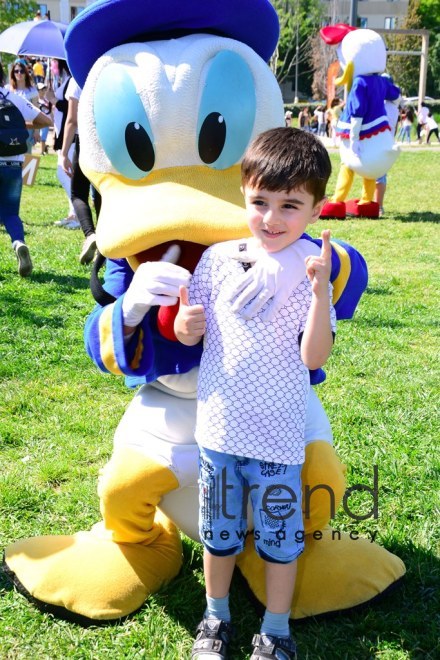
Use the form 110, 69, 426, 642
3, 0, 405, 629
319, 24, 401, 219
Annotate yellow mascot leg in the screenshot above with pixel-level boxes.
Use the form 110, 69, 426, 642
236, 441, 406, 620
360, 177, 376, 204
301, 440, 346, 534
332, 165, 355, 202
4, 448, 183, 623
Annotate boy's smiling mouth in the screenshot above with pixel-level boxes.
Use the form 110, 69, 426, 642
263, 229, 284, 236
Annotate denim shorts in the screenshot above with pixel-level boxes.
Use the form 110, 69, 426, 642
199, 446, 304, 564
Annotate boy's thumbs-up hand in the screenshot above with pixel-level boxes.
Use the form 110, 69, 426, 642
174, 286, 206, 340
305, 229, 332, 295
179, 285, 190, 307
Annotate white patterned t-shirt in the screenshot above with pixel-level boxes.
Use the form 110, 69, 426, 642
189, 240, 336, 465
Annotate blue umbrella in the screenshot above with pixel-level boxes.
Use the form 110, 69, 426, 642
0, 19, 67, 59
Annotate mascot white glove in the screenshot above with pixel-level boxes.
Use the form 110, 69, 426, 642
350, 116, 363, 157
122, 245, 191, 328
227, 239, 321, 321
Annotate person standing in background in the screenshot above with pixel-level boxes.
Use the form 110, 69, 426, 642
314, 105, 326, 137
426, 112, 440, 144
0, 63, 52, 276
32, 59, 45, 84
327, 98, 343, 146
397, 106, 414, 144
6, 59, 39, 153
36, 82, 52, 155
46, 60, 78, 228
60, 78, 101, 263
416, 103, 429, 144
374, 80, 401, 217
298, 106, 310, 131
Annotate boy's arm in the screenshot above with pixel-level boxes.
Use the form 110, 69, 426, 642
301, 230, 334, 370
174, 285, 206, 346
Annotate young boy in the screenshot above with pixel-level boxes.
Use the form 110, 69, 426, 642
174, 127, 335, 660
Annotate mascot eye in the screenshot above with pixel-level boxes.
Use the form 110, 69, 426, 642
199, 112, 226, 164
197, 51, 256, 170
125, 122, 155, 172
94, 64, 155, 179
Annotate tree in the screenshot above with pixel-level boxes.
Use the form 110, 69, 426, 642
385, 0, 423, 97
384, 0, 439, 98
418, 0, 440, 32
271, 0, 325, 98
418, 0, 440, 97
309, 32, 340, 101
0, 1, 39, 35
427, 33, 440, 96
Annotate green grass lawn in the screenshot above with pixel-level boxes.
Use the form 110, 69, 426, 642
0, 151, 439, 659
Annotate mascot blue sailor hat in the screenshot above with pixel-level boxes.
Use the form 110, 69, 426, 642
65, 0, 280, 88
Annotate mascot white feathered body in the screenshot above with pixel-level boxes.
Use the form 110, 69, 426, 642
320, 25, 401, 219
3, 1, 405, 626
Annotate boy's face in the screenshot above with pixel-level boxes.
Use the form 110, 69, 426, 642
242, 184, 325, 253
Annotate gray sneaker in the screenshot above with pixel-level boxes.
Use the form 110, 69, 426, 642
14, 243, 33, 277
191, 618, 233, 659
250, 633, 297, 660
79, 233, 97, 264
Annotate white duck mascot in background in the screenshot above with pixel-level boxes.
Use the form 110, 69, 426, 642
320, 24, 401, 220
3, 0, 405, 626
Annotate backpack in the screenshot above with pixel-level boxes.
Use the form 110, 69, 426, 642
0, 91, 28, 157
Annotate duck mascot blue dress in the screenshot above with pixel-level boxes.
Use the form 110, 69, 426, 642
3, 0, 405, 625
319, 25, 401, 220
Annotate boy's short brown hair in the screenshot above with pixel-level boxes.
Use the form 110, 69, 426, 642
241, 127, 332, 204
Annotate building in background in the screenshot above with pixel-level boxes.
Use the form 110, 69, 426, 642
37, 0, 410, 30
280, 0, 410, 102
34, 0, 93, 24
323, 0, 409, 30
35, 0, 411, 103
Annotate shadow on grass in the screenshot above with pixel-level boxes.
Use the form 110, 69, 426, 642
0, 306, 63, 328
365, 286, 393, 296
391, 211, 439, 223
29, 272, 91, 290
155, 538, 439, 658
33, 180, 65, 189
0, 566, 14, 593
0, 274, 92, 328
354, 315, 407, 329
149, 538, 205, 632
355, 313, 439, 330
1, 536, 437, 657
0, 271, 90, 291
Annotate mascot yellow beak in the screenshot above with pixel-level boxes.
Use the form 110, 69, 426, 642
335, 60, 354, 92
77, 33, 285, 264
85, 163, 249, 260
